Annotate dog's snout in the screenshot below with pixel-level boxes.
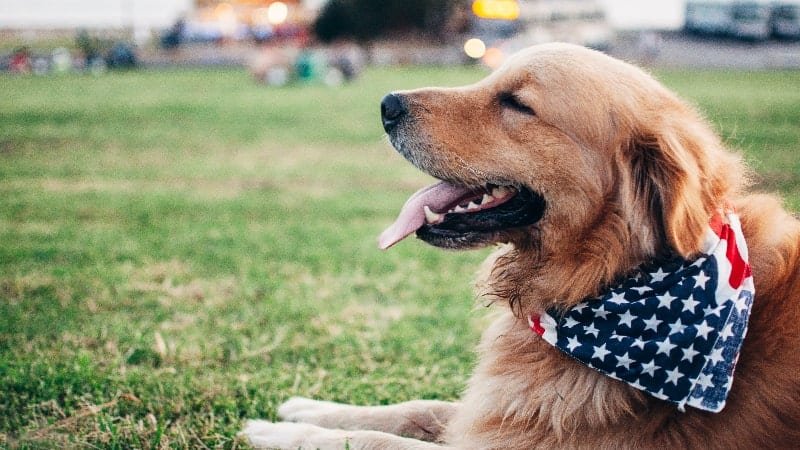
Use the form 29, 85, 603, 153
381, 93, 407, 133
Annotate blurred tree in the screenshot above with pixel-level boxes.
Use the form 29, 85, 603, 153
314, 0, 465, 43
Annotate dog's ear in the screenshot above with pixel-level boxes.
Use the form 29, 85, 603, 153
627, 120, 728, 258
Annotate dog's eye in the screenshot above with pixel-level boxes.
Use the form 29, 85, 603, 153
499, 93, 535, 116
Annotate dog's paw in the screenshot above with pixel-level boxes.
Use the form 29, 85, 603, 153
240, 420, 337, 449
278, 397, 346, 423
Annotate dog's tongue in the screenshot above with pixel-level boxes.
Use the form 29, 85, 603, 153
378, 181, 473, 250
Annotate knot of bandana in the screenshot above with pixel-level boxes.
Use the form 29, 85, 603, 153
529, 212, 754, 412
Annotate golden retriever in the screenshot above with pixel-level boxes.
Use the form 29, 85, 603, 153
242, 43, 800, 449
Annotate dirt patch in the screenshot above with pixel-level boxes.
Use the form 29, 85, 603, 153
123, 260, 237, 307
0, 139, 15, 155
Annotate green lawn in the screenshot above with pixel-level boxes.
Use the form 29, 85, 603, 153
1, 66, 798, 448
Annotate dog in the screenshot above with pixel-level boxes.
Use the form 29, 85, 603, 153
242, 43, 800, 449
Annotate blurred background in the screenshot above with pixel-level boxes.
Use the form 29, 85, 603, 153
2, 0, 800, 77
1, 1, 798, 448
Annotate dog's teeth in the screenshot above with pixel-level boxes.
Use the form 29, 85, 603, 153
492, 186, 510, 198
454, 205, 467, 213
467, 201, 480, 211
481, 194, 494, 205
424, 206, 442, 224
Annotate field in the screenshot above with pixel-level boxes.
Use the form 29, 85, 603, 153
1, 66, 798, 448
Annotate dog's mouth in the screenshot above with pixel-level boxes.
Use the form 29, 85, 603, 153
378, 181, 546, 250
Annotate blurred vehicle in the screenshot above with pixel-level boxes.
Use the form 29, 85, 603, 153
464, 0, 613, 68
685, 0, 772, 40
685, 0, 733, 35
730, 0, 772, 40
517, 0, 612, 50
772, 0, 800, 39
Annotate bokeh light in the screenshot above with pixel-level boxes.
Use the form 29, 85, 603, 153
482, 47, 505, 68
267, 2, 289, 25
471, 0, 520, 21
464, 38, 486, 59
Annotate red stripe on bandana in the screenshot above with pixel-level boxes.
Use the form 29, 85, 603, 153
529, 314, 545, 336
709, 211, 726, 237
710, 208, 751, 290
720, 223, 752, 289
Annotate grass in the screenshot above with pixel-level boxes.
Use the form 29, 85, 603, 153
0, 65, 798, 448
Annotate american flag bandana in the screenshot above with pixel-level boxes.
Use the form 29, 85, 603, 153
529, 211, 754, 412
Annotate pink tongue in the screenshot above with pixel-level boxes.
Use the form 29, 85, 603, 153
378, 181, 473, 250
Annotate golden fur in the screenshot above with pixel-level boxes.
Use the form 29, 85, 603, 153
242, 43, 800, 449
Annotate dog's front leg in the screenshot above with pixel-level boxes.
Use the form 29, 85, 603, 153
241, 421, 454, 450
275, 397, 458, 442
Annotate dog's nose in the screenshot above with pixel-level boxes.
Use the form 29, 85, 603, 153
381, 93, 407, 133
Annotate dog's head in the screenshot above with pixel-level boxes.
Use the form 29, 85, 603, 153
380, 44, 747, 308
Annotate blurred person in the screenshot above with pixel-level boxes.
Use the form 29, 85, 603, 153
9, 47, 31, 74
250, 43, 297, 86
161, 18, 186, 50
329, 40, 364, 82
105, 42, 138, 70
51, 48, 73, 74
75, 29, 102, 69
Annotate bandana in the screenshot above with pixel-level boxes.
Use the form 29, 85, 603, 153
529, 211, 754, 412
